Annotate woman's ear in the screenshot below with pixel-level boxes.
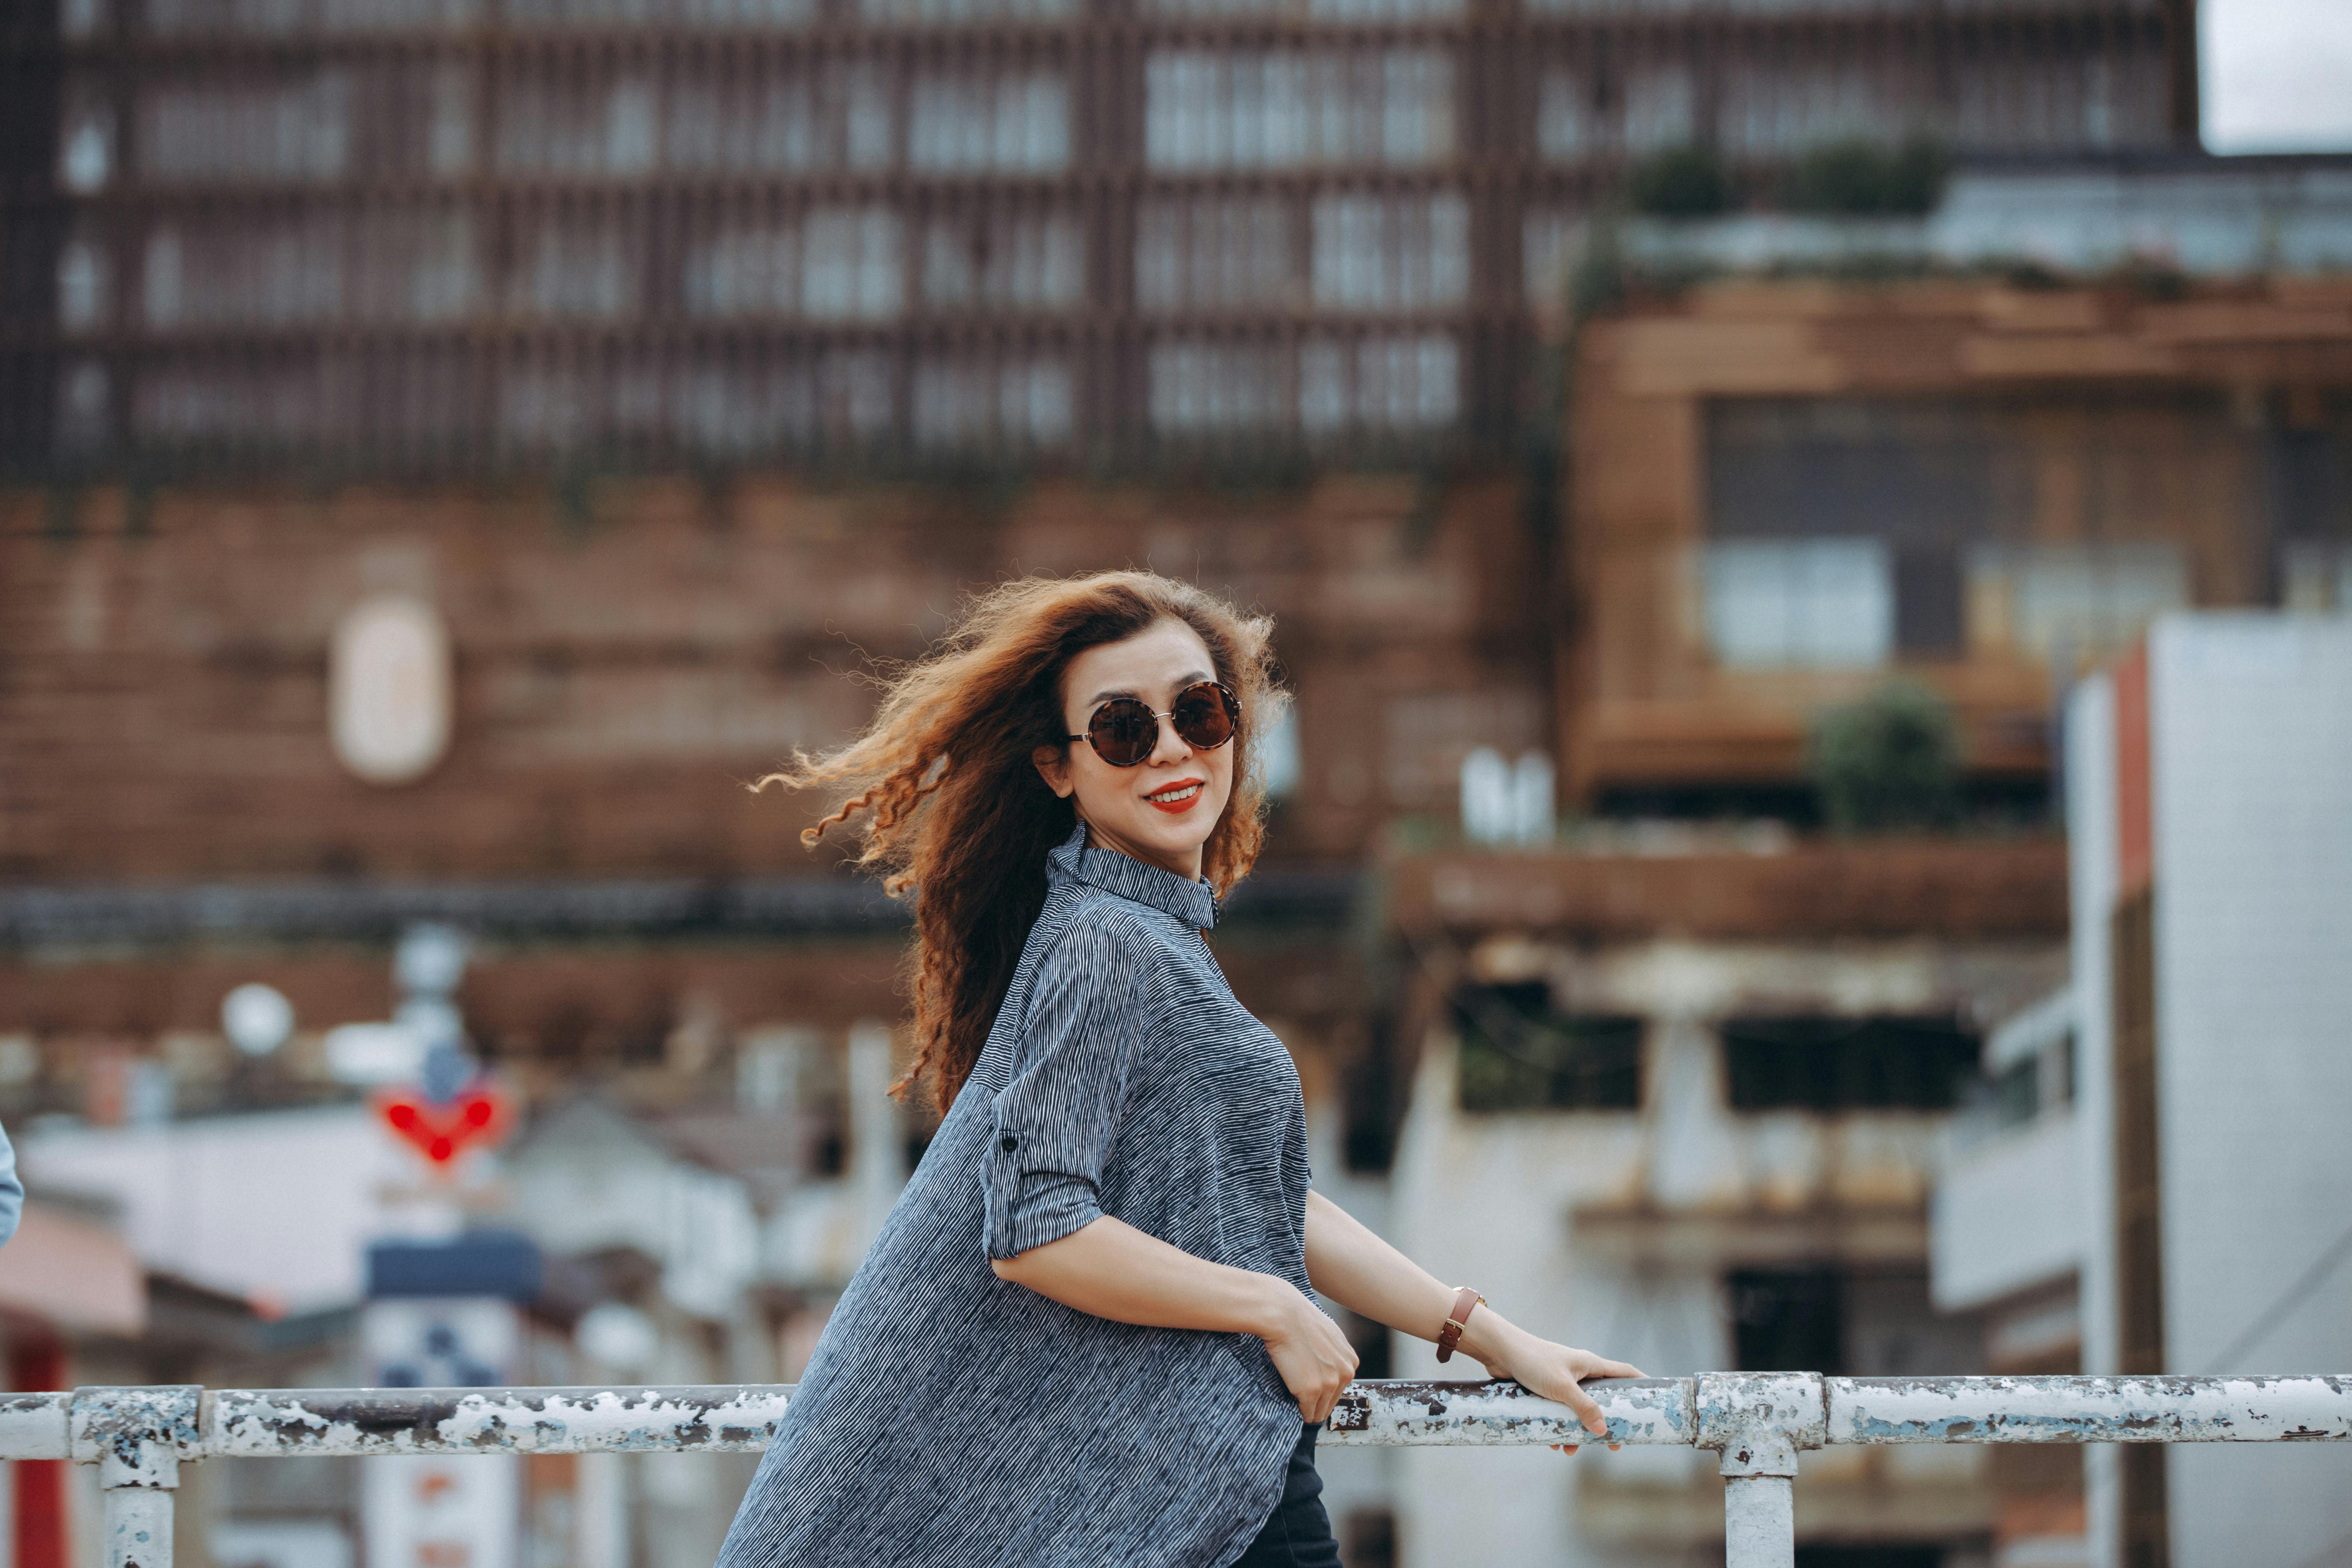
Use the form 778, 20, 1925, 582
1033, 744, 1075, 799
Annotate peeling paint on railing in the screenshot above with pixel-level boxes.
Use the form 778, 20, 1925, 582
1828, 1374, 2352, 1445
207, 1385, 793, 1458
1324, 1376, 1693, 1446
15, 1375, 2352, 1568
0, 1393, 71, 1461
71, 1385, 201, 1488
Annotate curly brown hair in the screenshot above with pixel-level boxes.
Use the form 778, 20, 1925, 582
755, 571, 1282, 1119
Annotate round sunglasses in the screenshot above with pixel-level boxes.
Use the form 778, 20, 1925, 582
1068, 680, 1240, 768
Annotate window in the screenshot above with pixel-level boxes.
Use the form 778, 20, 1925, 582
1522, 208, 1582, 311
1972, 989, 2074, 1136
1144, 49, 1455, 171
1725, 1265, 1843, 1375
1702, 539, 1894, 670
1309, 192, 1468, 312
1148, 341, 1290, 435
140, 74, 350, 183
1298, 333, 1458, 434
60, 92, 113, 193
800, 207, 906, 322
2282, 543, 2352, 613
923, 211, 1084, 311
1794, 1549, 1947, 1568
2269, 418, 2352, 607
1136, 196, 1296, 312
1964, 543, 2187, 667
911, 355, 1072, 450
906, 71, 1069, 173
1721, 1014, 1980, 1112
1706, 395, 2236, 662
1144, 0, 1459, 19
1146, 334, 1460, 437
1453, 983, 1642, 1113
136, 357, 331, 445
1530, 58, 1696, 152
861, 0, 1072, 21
58, 239, 110, 331
1535, 70, 1587, 160
662, 64, 891, 174
509, 208, 641, 320
1718, 60, 1893, 156
1725, 1265, 1980, 1379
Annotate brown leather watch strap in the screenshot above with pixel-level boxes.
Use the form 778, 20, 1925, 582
1434, 1286, 1484, 1363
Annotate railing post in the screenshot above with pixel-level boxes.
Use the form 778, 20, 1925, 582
70, 1387, 202, 1568
1721, 1473, 1795, 1568
1697, 1373, 1825, 1568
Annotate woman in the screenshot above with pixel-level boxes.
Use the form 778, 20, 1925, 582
717, 571, 1638, 1568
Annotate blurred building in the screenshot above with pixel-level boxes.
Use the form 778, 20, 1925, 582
0, 285, 2346, 1568
1380, 836, 2065, 1566
1562, 272, 2352, 808
1366, 275, 2352, 1565
1932, 616, 2352, 1568
1, 0, 2202, 466
1929, 987, 2083, 1565
0, 479, 1480, 1567
4, 0, 2352, 1561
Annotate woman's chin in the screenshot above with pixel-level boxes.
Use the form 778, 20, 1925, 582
1102, 811, 1216, 870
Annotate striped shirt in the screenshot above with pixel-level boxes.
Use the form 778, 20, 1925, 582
716, 820, 1316, 1568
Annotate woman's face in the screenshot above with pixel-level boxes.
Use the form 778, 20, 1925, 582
1034, 619, 1235, 884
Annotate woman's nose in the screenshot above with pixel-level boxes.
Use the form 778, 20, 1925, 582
1149, 714, 1193, 766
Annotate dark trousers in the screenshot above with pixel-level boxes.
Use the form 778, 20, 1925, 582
1229, 1423, 1341, 1568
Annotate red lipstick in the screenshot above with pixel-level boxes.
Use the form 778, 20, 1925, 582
1144, 777, 1207, 815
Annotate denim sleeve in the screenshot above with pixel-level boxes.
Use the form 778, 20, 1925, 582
978, 918, 1148, 1262
0, 1119, 22, 1250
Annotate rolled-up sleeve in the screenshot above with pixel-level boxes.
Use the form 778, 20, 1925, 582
981, 920, 1148, 1262
0, 1118, 21, 1250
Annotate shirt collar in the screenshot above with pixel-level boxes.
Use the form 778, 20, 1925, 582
1046, 819, 1219, 930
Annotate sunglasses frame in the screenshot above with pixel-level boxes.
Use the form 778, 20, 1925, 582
1068, 680, 1241, 768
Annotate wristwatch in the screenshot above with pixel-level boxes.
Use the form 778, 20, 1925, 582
1434, 1286, 1485, 1363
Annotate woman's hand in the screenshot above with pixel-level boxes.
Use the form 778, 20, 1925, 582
1467, 1323, 1643, 1448
1292, 1191, 1637, 1449
1257, 1283, 1360, 1425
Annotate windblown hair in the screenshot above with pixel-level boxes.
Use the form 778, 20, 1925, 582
755, 571, 1281, 1119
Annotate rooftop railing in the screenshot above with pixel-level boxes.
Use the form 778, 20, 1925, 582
7, 1372, 2349, 1568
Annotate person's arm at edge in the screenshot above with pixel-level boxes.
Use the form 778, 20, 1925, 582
1298, 1187, 1642, 1441
992, 1214, 1359, 1423
0, 1118, 22, 1249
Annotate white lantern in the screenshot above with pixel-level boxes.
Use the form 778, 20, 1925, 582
222, 983, 294, 1058
330, 595, 453, 785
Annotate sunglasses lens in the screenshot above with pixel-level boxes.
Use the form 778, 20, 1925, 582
1087, 699, 1157, 766
1172, 683, 1237, 750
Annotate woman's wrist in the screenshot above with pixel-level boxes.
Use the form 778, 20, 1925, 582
1453, 1302, 1525, 1374
1246, 1273, 1313, 1344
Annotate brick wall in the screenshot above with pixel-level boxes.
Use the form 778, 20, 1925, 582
2, 470, 1545, 882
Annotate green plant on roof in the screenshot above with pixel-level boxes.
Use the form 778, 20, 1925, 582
1810, 679, 1962, 833
1629, 144, 1732, 219
1781, 135, 1948, 217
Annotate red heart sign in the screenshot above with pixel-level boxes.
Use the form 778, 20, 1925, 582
377, 1087, 512, 1166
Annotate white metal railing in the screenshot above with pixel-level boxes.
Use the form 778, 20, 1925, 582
6, 1374, 2349, 1568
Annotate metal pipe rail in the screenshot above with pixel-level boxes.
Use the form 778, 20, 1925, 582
7, 1374, 2348, 1568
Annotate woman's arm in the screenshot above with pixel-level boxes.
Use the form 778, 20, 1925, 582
1302, 1188, 1642, 1439
993, 1215, 1360, 1423
0, 1118, 19, 1251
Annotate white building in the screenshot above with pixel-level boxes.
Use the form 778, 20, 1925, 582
1934, 613, 2352, 1568
1378, 845, 2068, 1565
